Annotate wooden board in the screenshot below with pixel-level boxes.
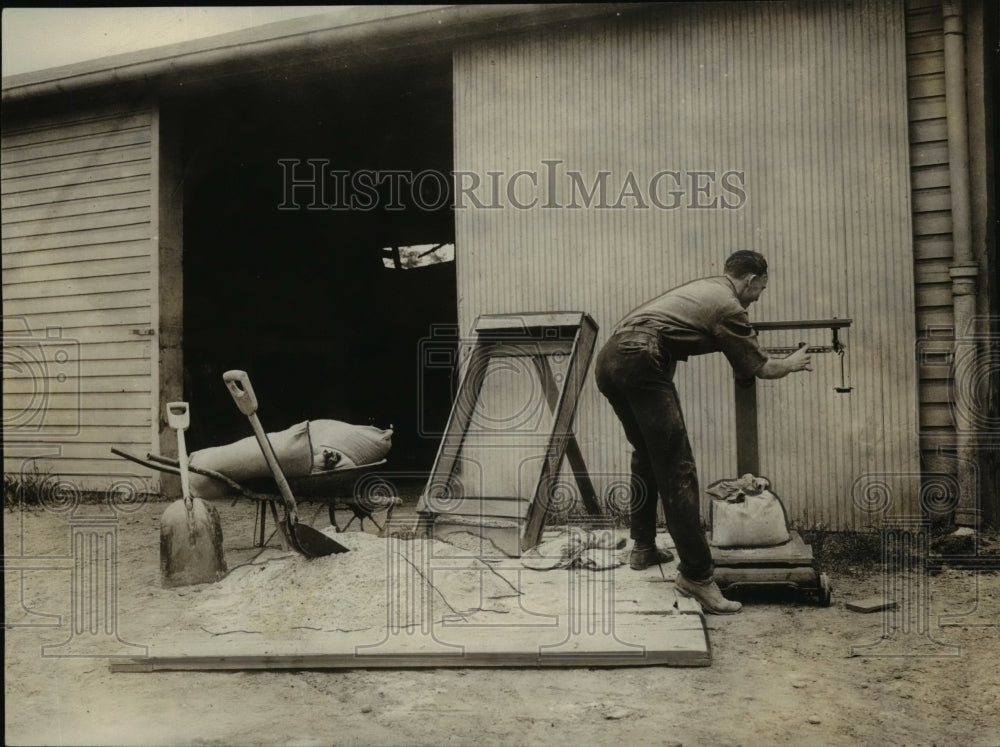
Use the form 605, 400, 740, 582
712, 566, 820, 587
110, 548, 711, 672
710, 531, 814, 567
431, 496, 530, 521
846, 596, 899, 613
112, 616, 709, 672
430, 519, 522, 558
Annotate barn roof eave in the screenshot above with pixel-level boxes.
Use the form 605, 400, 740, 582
2, 3, 643, 104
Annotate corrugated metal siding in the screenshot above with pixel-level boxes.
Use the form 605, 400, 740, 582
453, 0, 920, 529
2, 108, 157, 491
905, 0, 954, 475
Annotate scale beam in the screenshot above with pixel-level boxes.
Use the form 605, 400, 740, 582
736, 317, 853, 475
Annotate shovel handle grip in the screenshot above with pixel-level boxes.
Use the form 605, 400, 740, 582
223, 370, 258, 415
167, 403, 192, 502
166, 401, 190, 430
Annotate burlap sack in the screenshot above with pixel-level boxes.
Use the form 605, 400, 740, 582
308, 420, 392, 472
709, 489, 791, 548
188, 421, 313, 499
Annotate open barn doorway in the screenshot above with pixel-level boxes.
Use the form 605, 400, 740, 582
180, 56, 456, 478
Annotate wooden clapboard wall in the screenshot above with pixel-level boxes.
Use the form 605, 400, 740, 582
452, 0, 920, 529
905, 0, 955, 476
2, 107, 158, 492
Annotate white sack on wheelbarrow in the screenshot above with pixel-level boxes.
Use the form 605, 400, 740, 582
188, 420, 392, 499
308, 420, 392, 472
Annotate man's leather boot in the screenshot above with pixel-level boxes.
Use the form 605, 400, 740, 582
675, 572, 743, 614
629, 541, 675, 570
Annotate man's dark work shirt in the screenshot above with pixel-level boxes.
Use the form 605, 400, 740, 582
614, 276, 769, 379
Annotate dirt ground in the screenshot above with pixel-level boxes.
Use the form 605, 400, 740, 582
4, 498, 999, 747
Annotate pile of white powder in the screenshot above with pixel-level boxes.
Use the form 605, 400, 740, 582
186, 530, 524, 637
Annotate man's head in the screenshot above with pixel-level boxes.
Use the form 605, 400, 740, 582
724, 250, 768, 307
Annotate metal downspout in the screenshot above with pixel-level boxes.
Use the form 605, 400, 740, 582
942, 0, 981, 528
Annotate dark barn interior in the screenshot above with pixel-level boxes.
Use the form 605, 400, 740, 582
180, 57, 457, 475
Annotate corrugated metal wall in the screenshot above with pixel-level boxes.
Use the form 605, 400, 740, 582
453, 0, 921, 528
905, 0, 954, 475
2, 107, 157, 491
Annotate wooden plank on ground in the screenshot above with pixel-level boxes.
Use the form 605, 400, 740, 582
846, 596, 899, 613
111, 614, 709, 672
110, 547, 711, 672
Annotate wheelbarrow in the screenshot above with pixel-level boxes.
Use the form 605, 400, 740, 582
111, 447, 397, 547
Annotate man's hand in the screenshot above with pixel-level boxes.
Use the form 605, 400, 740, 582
786, 343, 812, 372
756, 343, 813, 379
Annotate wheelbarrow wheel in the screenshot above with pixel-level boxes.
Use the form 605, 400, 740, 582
329, 477, 397, 534
328, 504, 342, 532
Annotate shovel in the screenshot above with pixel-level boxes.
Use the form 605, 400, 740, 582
159, 402, 227, 587
223, 370, 348, 557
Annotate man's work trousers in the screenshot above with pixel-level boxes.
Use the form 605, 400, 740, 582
594, 330, 714, 581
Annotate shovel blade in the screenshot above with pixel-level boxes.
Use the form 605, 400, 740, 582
160, 498, 228, 587
286, 519, 350, 557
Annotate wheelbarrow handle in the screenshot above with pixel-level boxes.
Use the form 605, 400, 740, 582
223, 370, 258, 415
